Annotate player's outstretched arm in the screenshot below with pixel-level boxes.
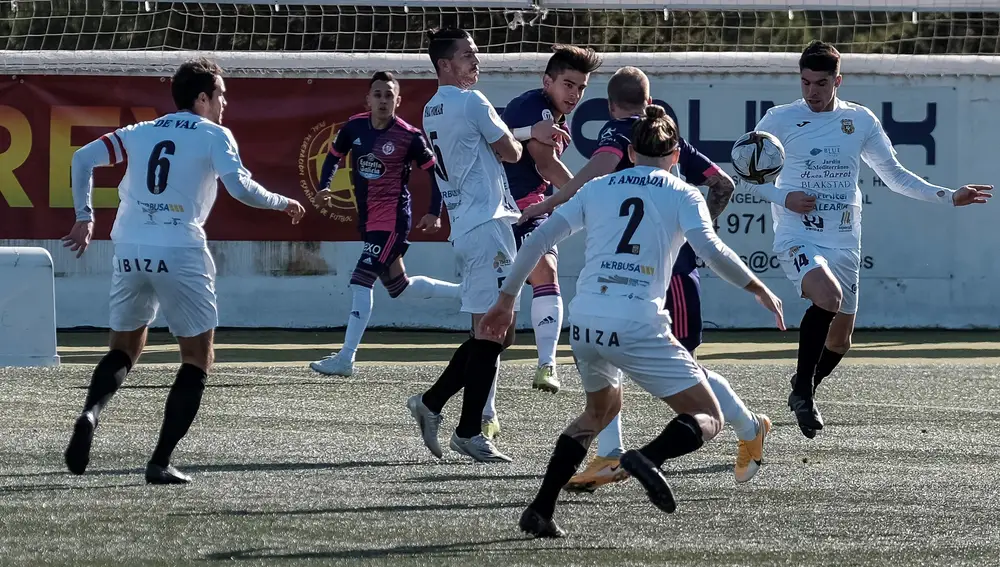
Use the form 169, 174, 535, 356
220, 173, 304, 224
703, 170, 737, 221
62, 137, 117, 258
479, 214, 576, 340
680, 190, 785, 330
518, 150, 619, 223
416, 174, 444, 234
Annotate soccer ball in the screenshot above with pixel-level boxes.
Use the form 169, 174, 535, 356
731, 131, 785, 184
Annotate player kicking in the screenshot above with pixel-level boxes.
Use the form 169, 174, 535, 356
498, 45, 602, 396
748, 41, 992, 438
61, 58, 305, 483
522, 66, 770, 490
309, 71, 461, 377
480, 105, 785, 537
405, 27, 568, 463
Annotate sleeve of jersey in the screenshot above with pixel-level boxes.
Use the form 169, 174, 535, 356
428, 174, 443, 216
220, 172, 289, 211
593, 122, 627, 160
468, 90, 510, 144
329, 123, 352, 158
861, 117, 954, 205
678, 190, 754, 289
501, 96, 544, 129
71, 135, 120, 222
677, 137, 721, 186
500, 214, 575, 297
409, 132, 437, 171
210, 126, 252, 179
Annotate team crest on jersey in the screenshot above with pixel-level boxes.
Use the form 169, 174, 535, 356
542, 109, 553, 121
492, 250, 511, 273
841, 119, 855, 134
357, 153, 386, 180
382, 141, 395, 155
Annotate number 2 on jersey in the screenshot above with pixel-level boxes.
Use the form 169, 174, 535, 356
615, 197, 645, 255
146, 140, 176, 194
428, 131, 449, 182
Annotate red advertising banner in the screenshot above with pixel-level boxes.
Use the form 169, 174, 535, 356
0, 75, 445, 242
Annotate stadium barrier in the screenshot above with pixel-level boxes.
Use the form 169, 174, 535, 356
0, 247, 60, 366
1, 52, 998, 329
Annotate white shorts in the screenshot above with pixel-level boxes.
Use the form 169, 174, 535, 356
453, 218, 522, 314
109, 244, 218, 337
778, 243, 860, 315
569, 312, 706, 398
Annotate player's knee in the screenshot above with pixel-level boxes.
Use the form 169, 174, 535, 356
813, 283, 842, 313
382, 273, 409, 298
827, 333, 852, 353
349, 269, 378, 290
695, 410, 724, 442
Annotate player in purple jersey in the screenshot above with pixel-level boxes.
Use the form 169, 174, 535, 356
498, 46, 602, 399
309, 72, 461, 377
522, 66, 770, 490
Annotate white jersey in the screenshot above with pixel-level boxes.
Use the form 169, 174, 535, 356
756, 98, 901, 251
103, 111, 250, 247
422, 85, 520, 240
554, 165, 713, 324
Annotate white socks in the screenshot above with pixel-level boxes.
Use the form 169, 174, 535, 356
405, 275, 461, 300
530, 287, 563, 367
596, 413, 624, 458
705, 369, 758, 441
340, 284, 373, 361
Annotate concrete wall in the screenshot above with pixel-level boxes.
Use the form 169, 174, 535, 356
10, 70, 1000, 330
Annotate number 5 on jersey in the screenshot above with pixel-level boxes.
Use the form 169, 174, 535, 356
428, 131, 449, 182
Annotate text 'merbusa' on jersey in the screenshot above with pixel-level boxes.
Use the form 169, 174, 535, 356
421, 85, 520, 240
329, 112, 436, 233
554, 165, 715, 323
101, 111, 250, 247
500, 88, 568, 210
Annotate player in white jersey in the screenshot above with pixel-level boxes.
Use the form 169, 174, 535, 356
61, 58, 305, 484
748, 41, 992, 438
405, 28, 569, 463
480, 105, 786, 537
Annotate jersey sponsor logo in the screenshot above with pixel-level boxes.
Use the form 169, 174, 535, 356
138, 201, 184, 214
599, 128, 615, 143
841, 119, 855, 135
492, 250, 512, 273
362, 241, 382, 257
382, 141, 395, 155
801, 215, 825, 231
357, 153, 386, 180
424, 104, 443, 117
839, 210, 853, 232
598, 274, 650, 288
796, 121, 811, 127
600, 260, 655, 276
298, 121, 355, 223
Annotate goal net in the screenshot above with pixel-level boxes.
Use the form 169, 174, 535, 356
2, 0, 998, 77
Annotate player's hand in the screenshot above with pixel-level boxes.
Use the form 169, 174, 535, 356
61, 221, 94, 259
784, 191, 816, 213
952, 184, 993, 206
416, 214, 442, 234
284, 199, 306, 225
518, 200, 552, 225
753, 287, 786, 331
478, 294, 516, 341
312, 189, 334, 208
530, 120, 571, 148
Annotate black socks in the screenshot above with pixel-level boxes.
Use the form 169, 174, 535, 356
149, 363, 207, 467
83, 349, 133, 419
638, 413, 705, 468
794, 305, 837, 397
529, 434, 588, 519
455, 339, 504, 439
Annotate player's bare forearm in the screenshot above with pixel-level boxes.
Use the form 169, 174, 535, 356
528, 141, 573, 190
491, 134, 523, 163
553, 152, 618, 205
704, 171, 736, 220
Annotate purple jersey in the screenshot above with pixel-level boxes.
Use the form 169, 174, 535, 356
329, 113, 436, 233
594, 116, 723, 275
500, 89, 568, 210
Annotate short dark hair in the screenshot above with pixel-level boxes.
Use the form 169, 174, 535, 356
172, 57, 223, 111
544, 45, 603, 78
632, 104, 678, 158
799, 40, 841, 75
426, 27, 472, 73
370, 71, 399, 89
607, 66, 649, 111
